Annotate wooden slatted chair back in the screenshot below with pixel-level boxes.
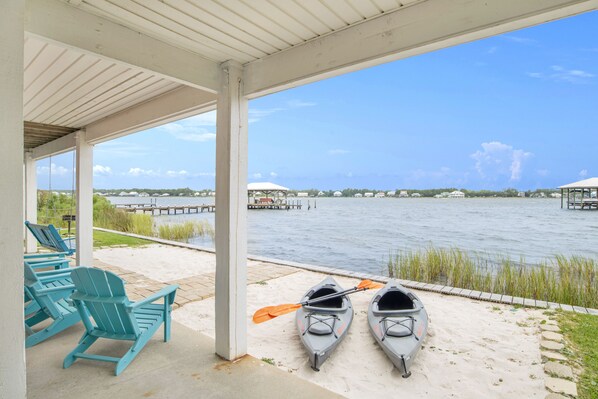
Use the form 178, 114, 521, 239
70, 268, 140, 338
25, 221, 75, 254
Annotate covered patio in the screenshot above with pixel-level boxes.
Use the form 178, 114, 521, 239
2, 0, 598, 397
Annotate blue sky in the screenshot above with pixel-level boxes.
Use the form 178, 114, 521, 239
39, 11, 598, 191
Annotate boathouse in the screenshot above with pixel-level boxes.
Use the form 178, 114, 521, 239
559, 178, 598, 209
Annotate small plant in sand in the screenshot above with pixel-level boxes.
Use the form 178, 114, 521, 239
261, 357, 275, 366
388, 246, 598, 309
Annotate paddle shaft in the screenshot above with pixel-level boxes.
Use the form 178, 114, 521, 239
301, 286, 366, 307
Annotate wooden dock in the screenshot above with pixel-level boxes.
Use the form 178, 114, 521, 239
247, 203, 302, 210
116, 201, 302, 214
116, 204, 215, 215
568, 199, 598, 210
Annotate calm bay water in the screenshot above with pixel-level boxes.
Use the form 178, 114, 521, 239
108, 197, 598, 275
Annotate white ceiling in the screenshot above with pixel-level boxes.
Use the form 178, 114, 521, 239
62, 0, 420, 64
24, 36, 182, 129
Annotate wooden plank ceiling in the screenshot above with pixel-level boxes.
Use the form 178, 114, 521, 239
63, 0, 419, 64
24, 121, 77, 150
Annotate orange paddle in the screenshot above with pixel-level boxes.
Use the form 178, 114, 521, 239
252, 279, 384, 324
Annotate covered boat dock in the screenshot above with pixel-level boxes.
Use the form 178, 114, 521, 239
559, 178, 598, 209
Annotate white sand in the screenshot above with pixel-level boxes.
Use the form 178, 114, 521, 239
94, 244, 216, 282
174, 272, 547, 399
95, 245, 548, 398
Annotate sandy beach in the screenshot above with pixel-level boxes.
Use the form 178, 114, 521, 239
95, 244, 548, 399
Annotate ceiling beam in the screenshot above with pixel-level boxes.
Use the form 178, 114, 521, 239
244, 0, 598, 97
25, 0, 219, 93
85, 86, 216, 144
30, 86, 216, 159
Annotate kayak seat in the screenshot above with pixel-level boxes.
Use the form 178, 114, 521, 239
382, 316, 414, 338
378, 290, 414, 311
308, 286, 343, 308
306, 313, 337, 336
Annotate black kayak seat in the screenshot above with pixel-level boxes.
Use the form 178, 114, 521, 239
308, 286, 343, 308
377, 289, 415, 311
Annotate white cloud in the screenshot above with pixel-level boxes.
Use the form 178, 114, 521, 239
328, 149, 350, 155
251, 173, 263, 179
37, 163, 68, 176
471, 141, 533, 181
164, 123, 216, 142
527, 65, 594, 84
269, 172, 278, 178
579, 169, 588, 178
127, 168, 158, 177
93, 164, 112, 177
95, 141, 153, 158
287, 99, 317, 108
486, 46, 498, 55
166, 170, 189, 178
249, 99, 316, 123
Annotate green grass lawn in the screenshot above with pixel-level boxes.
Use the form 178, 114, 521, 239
93, 229, 153, 248
558, 312, 598, 399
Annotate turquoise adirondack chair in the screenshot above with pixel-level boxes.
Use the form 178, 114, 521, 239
25, 221, 76, 255
64, 267, 178, 376
24, 259, 73, 315
24, 262, 81, 347
25, 252, 71, 270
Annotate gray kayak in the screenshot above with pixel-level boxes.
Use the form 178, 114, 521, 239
295, 276, 353, 371
367, 280, 428, 378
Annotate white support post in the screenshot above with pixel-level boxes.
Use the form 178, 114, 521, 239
24, 152, 37, 253
215, 61, 248, 360
75, 130, 94, 266
0, 1, 26, 397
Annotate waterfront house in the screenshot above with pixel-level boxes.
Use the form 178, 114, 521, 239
4, 1, 596, 396
333, 191, 342, 197
364, 192, 374, 198
375, 192, 386, 198
449, 191, 465, 198
354, 193, 363, 198
412, 193, 422, 198
297, 192, 309, 198
387, 191, 396, 197
399, 190, 409, 197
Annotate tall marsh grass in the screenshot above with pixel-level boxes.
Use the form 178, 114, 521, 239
91, 195, 214, 243
388, 247, 598, 308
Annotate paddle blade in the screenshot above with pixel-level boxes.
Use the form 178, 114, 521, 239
357, 280, 385, 290
268, 304, 301, 317
253, 304, 302, 323
253, 306, 277, 324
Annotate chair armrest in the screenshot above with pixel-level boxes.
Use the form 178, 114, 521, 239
127, 285, 178, 310
36, 284, 76, 295
24, 252, 68, 259
70, 292, 128, 304
35, 266, 79, 278
28, 259, 71, 270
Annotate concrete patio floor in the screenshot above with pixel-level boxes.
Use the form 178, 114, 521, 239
26, 321, 342, 399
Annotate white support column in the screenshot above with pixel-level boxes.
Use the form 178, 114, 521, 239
24, 152, 37, 253
75, 130, 94, 266
215, 61, 248, 360
0, 1, 26, 397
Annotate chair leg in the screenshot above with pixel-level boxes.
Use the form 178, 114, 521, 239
115, 334, 151, 376
63, 333, 98, 369
163, 303, 171, 342
26, 312, 80, 348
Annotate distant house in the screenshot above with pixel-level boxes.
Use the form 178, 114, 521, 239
375, 192, 385, 198
208, 192, 216, 197
411, 193, 421, 198
129, 191, 139, 197
550, 192, 562, 198
399, 190, 409, 198
354, 193, 363, 198
194, 192, 201, 196
139, 192, 149, 197
449, 190, 465, 198
161, 193, 170, 197
517, 192, 526, 197
118, 191, 128, 197
333, 191, 342, 197
318, 191, 325, 197
297, 192, 309, 197
364, 192, 374, 198
386, 191, 396, 197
